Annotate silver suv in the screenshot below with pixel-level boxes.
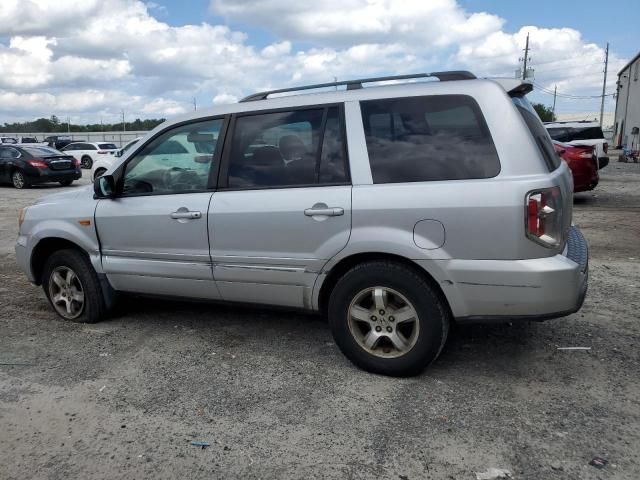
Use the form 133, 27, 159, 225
15, 72, 588, 376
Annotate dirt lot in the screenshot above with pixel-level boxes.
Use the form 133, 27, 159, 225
1, 163, 639, 480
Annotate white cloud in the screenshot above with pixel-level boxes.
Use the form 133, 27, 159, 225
0, 0, 630, 124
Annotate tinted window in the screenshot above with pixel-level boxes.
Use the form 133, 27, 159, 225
227, 107, 346, 189
21, 137, 37, 143
123, 119, 223, 195
361, 95, 500, 183
319, 108, 348, 183
22, 146, 61, 156
0, 147, 20, 158
98, 143, 118, 150
547, 127, 570, 142
512, 96, 561, 171
569, 126, 604, 141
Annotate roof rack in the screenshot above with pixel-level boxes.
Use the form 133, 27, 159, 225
239, 71, 476, 102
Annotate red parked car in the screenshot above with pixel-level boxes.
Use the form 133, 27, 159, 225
553, 141, 599, 193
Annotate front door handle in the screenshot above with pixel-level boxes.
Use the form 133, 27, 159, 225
170, 209, 201, 220
304, 204, 344, 217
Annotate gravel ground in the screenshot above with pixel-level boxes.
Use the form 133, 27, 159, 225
1, 164, 639, 480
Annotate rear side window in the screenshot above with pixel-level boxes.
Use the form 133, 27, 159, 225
98, 143, 118, 150
360, 95, 500, 183
225, 106, 348, 189
512, 96, 561, 171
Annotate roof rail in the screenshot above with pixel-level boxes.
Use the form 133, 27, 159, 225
239, 71, 476, 102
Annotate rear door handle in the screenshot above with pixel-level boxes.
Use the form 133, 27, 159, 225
170, 210, 201, 220
304, 205, 344, 217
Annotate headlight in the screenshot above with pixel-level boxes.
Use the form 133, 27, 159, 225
18, 207, 28, 230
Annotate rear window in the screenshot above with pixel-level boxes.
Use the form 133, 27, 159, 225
512, 96, 561, 171
22, 146, 62, 156
360, 95, 500, 183
570, 126, 604, 141
98, 143, 118, 150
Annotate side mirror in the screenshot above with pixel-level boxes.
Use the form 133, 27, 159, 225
94, 174, 116, 199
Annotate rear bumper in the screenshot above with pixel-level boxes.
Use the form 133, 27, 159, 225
421, 227, 589, 323
25, 168, 82, 184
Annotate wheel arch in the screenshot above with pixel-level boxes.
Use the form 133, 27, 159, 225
316, 252, 452, 317
31, 237, 89, 285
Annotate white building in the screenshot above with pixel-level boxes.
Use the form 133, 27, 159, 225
613, 51, 640, 149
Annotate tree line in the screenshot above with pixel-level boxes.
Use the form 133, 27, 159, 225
0, 115, 165, 133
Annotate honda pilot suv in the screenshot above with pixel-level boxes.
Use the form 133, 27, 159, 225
15, 72, 588, 376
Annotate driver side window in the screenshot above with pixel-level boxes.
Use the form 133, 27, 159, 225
123, 118, 223, 195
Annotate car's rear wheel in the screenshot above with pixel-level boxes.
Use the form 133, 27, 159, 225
328, 261, 449, 377
80, 156, 93, 169
11, 170, 28, 189
93, 168, 106, 180
59, 179, 73, 186
42, 249, 107, 323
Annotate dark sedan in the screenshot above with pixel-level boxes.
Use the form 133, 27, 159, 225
0, 145, 82, 189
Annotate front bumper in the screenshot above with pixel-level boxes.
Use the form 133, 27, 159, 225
422, 227, 589, 323
15, 238, 35, 283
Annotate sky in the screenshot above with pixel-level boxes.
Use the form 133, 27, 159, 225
0, 0, 637, 126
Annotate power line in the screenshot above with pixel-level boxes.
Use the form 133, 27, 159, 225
533, 82, 615, 99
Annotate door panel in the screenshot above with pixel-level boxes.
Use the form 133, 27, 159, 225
96, 192, 219, 298
210, 186, 352, 307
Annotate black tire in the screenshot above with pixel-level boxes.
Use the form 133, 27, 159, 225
328, 261, 449, 377
11, 170, 28, 189
42, 249, 107, 323
81, 156, 93, 169
59, 179, 73, 186
93, 168, 106, 180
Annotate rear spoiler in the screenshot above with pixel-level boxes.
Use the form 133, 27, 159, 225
489, 78, 534, 96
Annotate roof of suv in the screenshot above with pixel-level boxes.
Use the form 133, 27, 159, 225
544, 121, 601, 128
160, 73, 533, 128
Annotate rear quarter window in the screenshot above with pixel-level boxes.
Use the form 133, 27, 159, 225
512, 96, 561, 171
360, 94, 500, 183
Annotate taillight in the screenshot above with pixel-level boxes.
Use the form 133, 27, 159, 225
73, 158, 81, 167
603, 142, 608, 154
525, 187, 563, 247
27, 159, 47, 169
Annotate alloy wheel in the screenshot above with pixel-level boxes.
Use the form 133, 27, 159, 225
347, 286, 420, 358
48, 266, 85, 320
12, 171, 25, 188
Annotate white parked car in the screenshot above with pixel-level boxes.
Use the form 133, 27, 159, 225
544, 121, 609, 169
91, 137, 142, 179
0, 136, 18, 144
61, 141, 119, 169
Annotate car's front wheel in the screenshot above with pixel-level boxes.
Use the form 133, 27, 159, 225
12, 170, 28, 189
80, 156, 93, 169
328, 261, 449, 377
42, 249, 107, 323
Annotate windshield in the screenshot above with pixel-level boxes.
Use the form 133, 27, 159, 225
512, 96, 561, 171
123, 139, 140, 152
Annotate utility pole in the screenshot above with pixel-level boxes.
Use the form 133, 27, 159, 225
552, 85, 557, 120
193, 97, 197, 111
599, 42, 609, 127
121, 110, 126, 132
67, 116, 70, 133
521, 32, 530, 80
